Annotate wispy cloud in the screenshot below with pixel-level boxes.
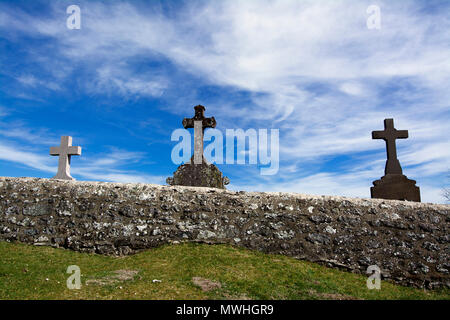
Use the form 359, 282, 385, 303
0, 122, 58, 145
0, 136, 163, 184
0, 0, 448, 202
16, 74, 61, 91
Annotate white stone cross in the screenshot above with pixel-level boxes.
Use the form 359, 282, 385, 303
50, 136, 81, 180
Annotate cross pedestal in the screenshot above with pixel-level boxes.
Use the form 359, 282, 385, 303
371, 119, 420, 202
167, 105, 229, 189
371, 174, 420, 202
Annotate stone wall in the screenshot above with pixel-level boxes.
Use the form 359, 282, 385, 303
0, 177, 448, 289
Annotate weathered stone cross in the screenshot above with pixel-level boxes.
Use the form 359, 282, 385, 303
182, 105, 216, 165
372, 119, 408, 175
50, 136, 82, 180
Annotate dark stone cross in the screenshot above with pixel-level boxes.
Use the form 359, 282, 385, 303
166, 105, 229, 189
370, 119, 420, 202
182, 105, 216, 165
50, 136, 81, 180
372, 118, 408, 175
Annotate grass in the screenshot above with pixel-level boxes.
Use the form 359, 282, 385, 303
0, 241, 448, 300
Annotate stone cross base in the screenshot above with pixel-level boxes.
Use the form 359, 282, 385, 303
371, 174, 421, 202
166, 162, 229, 189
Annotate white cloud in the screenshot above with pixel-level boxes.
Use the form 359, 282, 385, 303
0, 0, 449, 202
0, 106, 9, 117
339, 82, 366, 96
71, 170, 165, 185
0, 136, 163, 184
0, 123, 57, 145
229, 168, 446, 203
16, 74, 61, 91
0, 142, 55, 173
230, 169, 374, 198
89, 65, 167, 98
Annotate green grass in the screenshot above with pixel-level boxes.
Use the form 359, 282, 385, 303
0, 241, 448, 300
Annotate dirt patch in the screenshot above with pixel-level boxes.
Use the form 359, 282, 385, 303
307, 289, 361, 300
223, 293, 252, 300
113, 270, 139, 281
86, 270, 139, 286
192, 277, 222, 292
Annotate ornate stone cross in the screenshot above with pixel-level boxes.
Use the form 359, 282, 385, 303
182, 105, 216, 164
50, 136, 82, 180
372, 118, 408, 175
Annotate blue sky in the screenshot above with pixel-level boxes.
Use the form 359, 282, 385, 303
0, 0, 449, 203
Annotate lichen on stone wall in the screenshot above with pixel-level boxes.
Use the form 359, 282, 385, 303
0, 177, 449, 289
